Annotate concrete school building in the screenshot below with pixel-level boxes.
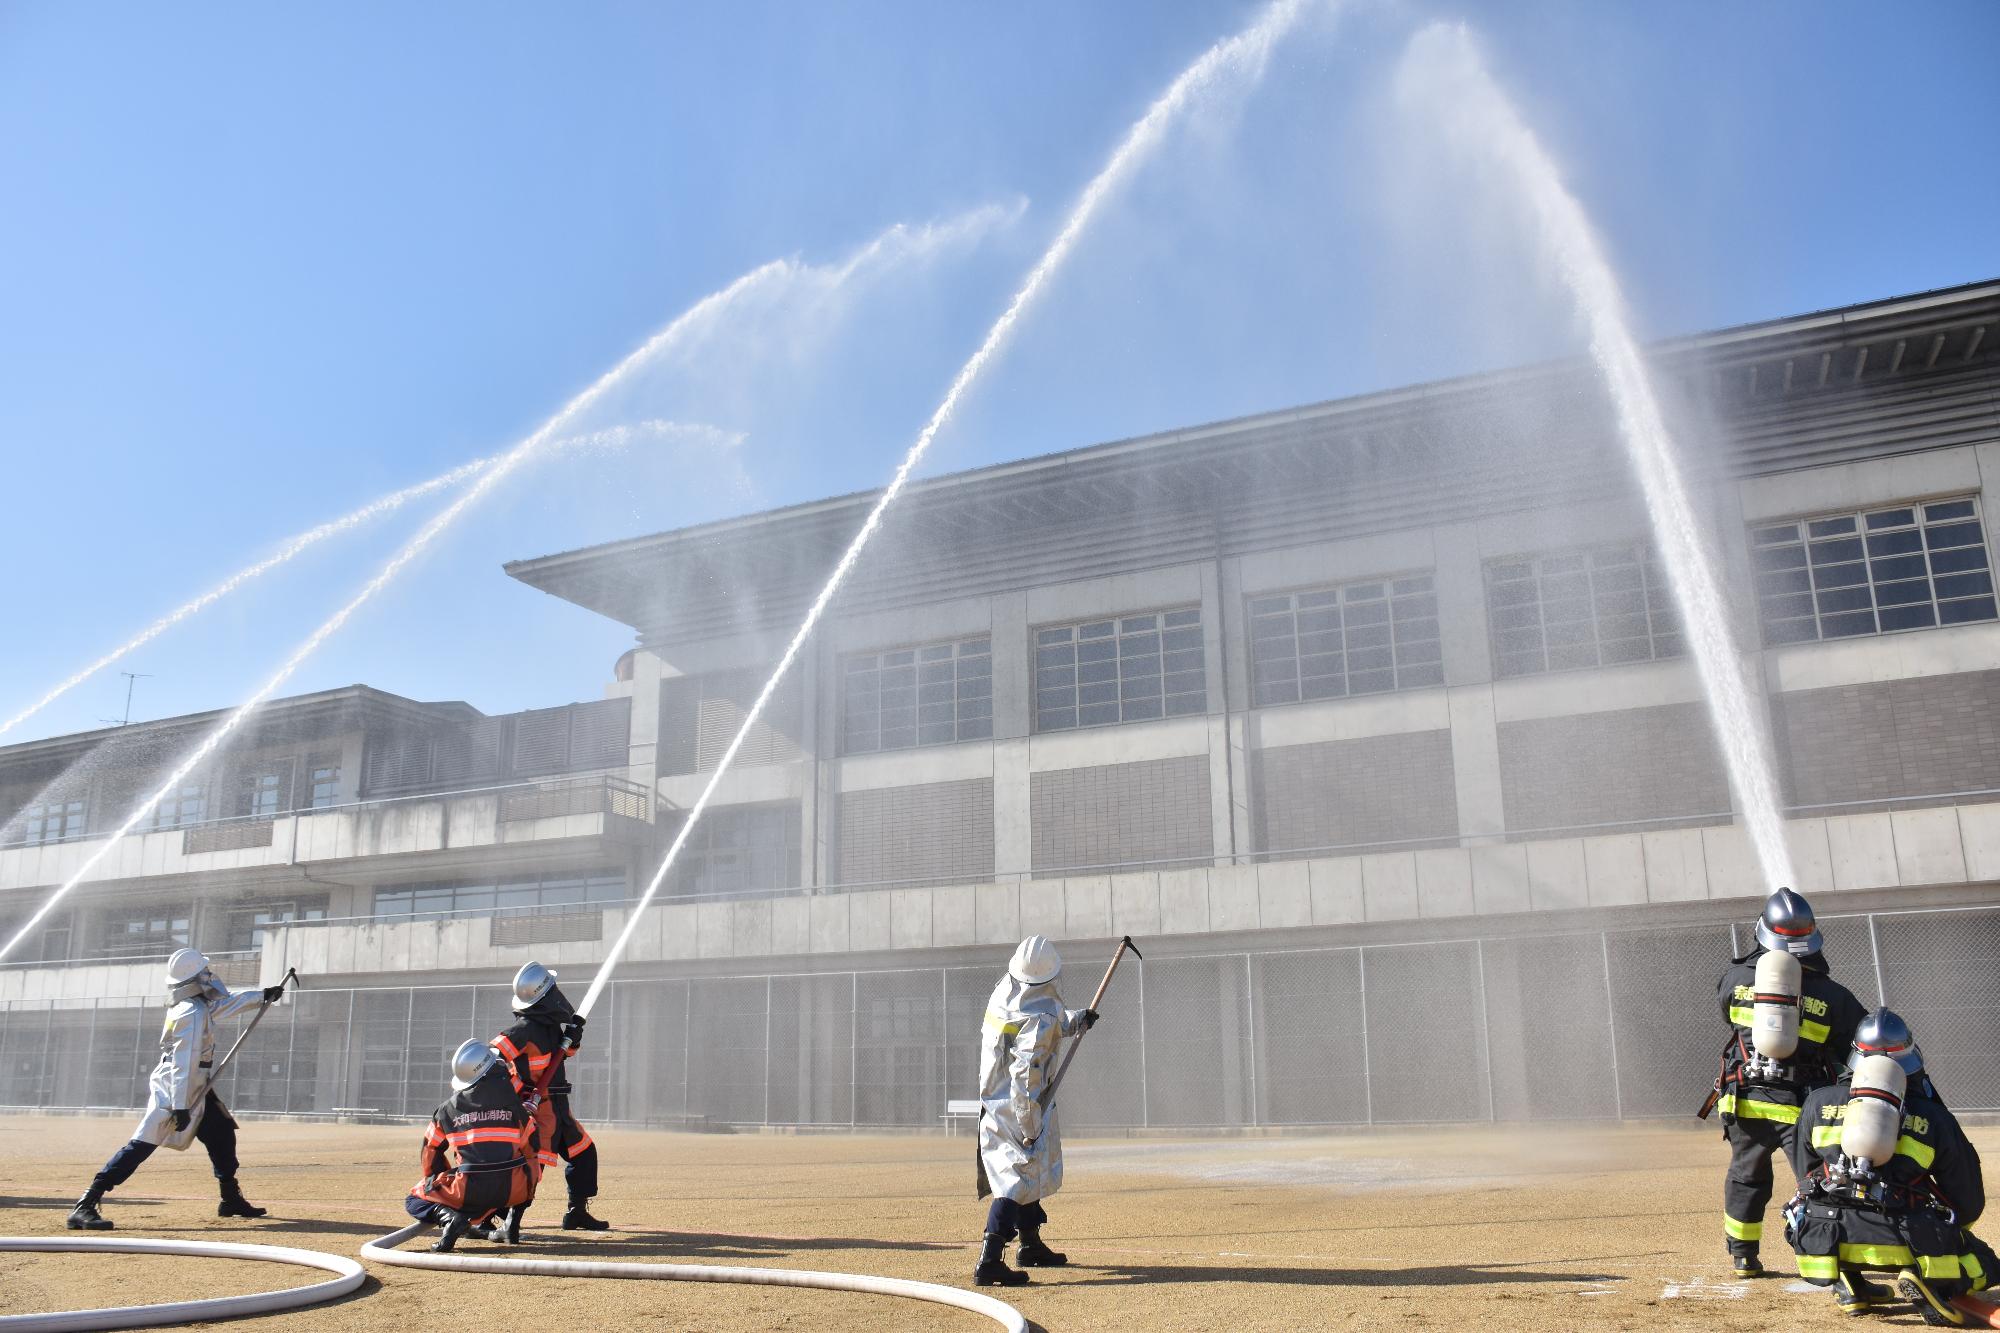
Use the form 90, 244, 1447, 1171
2, 279, 1998, 1131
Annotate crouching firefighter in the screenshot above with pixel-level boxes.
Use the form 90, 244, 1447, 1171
973, 935, 1099, 1288
68, 948, 288, 1230
1702, 887, 1867, 1277
1786, 1008, 1997, 1324
406, 1039, 538, 1252
494, 961, 606, 1232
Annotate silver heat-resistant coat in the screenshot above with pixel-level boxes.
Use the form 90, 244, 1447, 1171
133, 980, 263, 1148
977, 972, 1085, 1204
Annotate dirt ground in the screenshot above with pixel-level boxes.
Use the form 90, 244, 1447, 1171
2, 1114, 1990, 1330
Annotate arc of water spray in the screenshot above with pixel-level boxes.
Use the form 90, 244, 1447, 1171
0, 207, 1010, 966
1398, 24, 1794, 890
580, 0, 1316, 1017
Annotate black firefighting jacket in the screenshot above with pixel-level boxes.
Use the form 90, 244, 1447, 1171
1715, 948, 1866, 1125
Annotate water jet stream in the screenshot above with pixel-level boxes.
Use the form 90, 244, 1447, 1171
580, 0, 1317, 1017
1397, 23, 1795, 891
0, 421, 701, 744
0, 208, 1008, 966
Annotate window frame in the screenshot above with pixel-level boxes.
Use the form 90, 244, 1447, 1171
1484, 543, 1682, 680
840, 634, 994, 756
1032, 605, 1208, 734
20, 797, 88, 846
1748, 495, 1999, 647
1246, 572, 1445, 708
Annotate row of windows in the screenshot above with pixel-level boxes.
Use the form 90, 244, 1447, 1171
373, 873, 628, 920
823, 494, 1997, 752
7, 759, 343, 847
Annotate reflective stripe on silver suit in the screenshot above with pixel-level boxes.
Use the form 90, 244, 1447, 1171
133, 980, 262, 1148
977, 972, 1084, 1205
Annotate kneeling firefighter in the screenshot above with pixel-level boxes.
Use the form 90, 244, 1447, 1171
973, 935, 1098, 1288
493, 961, 606, 1231
68, 948, 288, 1230
1786, 1009, 1997, 1325
406, 1039, 538, 1252
1704, 887, 1867, 1277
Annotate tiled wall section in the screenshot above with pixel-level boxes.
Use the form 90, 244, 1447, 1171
1772, 669, 2000, 809
1498, 702, 1730, 835
1252, 731, 1460, 855
836, 778, 996, 888
1030, 756, 1212, 874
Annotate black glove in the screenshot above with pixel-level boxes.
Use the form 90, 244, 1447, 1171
1079, 1008, 1100, 1031
262, 985, 286, 1003
562, 1018, 586, 1048
172, 1108, 191, 1133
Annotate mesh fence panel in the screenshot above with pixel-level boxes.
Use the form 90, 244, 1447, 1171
1254, 949, 1367, 1126
1140, 954, 1251, 1126
1051, 953, 1145, 1131
1605, 924, 1735, 1117
688, 977, 768, 1124
1874, 908, 2000, 1109
854, 970, 945, 1126
1483, 933, 1617, 1121
1362, 941, 1490, 1123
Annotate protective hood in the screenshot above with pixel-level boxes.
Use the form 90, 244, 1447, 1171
517, 983, 576, 1026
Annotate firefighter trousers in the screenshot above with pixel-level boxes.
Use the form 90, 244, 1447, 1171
1723, 1114, 1799, 1257
93, 1091, 239, 1194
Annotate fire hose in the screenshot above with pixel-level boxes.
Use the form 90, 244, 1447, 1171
0, 1235, 365, 1333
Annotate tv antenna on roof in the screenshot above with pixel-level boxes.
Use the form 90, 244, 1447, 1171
101, 672, 152, 727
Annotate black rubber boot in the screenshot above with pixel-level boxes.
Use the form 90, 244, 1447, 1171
216, 1178, 268, 1219
1834, 1270, 1897, 1316
1016, 1230, 1068, 1267
467, 1219, 497, 1241
501, 1205, 526, 1244
1898, 1270, 1969, 1326
562, 1203, 610, 1231
973, 1233, 1029, 1288
431, 1209, 470, 1253
1732, 1252, 1764, 1279
67, 1189, 112, 1231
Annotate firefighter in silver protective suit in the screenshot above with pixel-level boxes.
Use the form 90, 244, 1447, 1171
67, 947, 287, 1229
973, 935, 1098, 1288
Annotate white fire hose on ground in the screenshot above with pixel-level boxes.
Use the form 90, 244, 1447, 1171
0, 1235, 366, 1333
359, 1221, 1028, 1332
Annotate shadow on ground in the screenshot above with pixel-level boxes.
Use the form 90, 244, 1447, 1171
1062, 1260, 1625, 1288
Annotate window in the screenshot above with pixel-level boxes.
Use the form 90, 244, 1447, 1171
21, 799, 87, 846
235, 766, 290, 819
222, 898, 328, 952
149, 782, 207, 831
0, 911, 72, 962
372, 872, 626, 920
1249, 575, 1443, 707
842, 636, 993, 753
670, 803, 801, 898
95, 905, 191, 959
308, 758, 341, 809
1035, 608, 1206, 732
1486, 545, 1681, 678
1751, 497, 1999, 646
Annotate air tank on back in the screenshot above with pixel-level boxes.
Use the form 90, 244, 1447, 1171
1842, 1053, 1908, 1169
1750, 950, 1801, 1060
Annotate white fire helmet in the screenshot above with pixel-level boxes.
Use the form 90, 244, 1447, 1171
450, 1038, 499, 1091
164, 947, 211, 990
1009, 935, 1062, 986
512, 961, 557, 1013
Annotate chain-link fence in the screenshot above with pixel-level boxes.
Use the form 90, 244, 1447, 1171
3, 905, 1996, 1127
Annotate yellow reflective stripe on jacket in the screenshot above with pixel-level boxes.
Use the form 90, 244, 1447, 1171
1728, 1006, 1829, 1045
1718, 1094, 1801, 1124
1807, 1125, 1935, 1169
1722, 1213, 1762, 1241
981, 1007, 1021, 1038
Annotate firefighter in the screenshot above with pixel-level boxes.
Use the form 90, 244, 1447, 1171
493, 961, 606, 1231
1786, 1009, 1996, 1323
973, 935, 1098, 1288
1708, 887, 1867, 1277
406, 1038, 539, 1252
66, 948, 287, 1230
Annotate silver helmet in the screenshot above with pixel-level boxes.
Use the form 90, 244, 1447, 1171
1849, 1007, 1924, 1076
1755, 887, 1822, 956
450, 1038, 498, 1091
512, 961, 557, 1013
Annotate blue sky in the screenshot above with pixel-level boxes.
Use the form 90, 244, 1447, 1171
1, 0, 1995, 740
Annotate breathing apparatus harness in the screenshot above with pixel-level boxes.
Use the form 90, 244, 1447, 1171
1698, 1028, 1829, 1119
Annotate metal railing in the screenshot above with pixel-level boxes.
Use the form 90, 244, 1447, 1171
3, 904, 1994, 1127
